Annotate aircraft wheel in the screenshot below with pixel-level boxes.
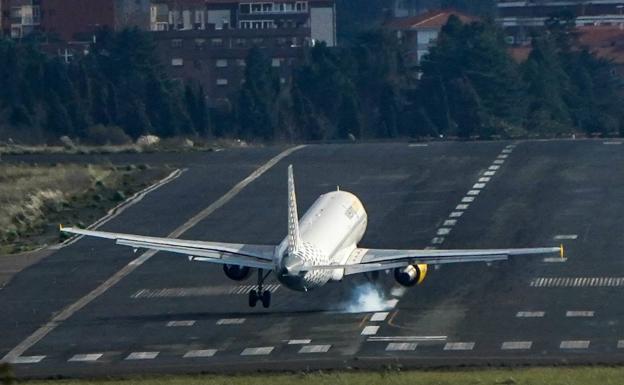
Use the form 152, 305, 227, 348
261, 290, 271, 308
248, 290, 258, 307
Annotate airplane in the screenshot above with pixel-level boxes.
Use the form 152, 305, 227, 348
61, 165, 563, 308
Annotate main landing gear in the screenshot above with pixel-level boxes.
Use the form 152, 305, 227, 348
248, 269, 272, 308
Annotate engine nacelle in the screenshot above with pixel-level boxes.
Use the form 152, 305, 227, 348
393, 264, 428, 287
223, 264, 252, 281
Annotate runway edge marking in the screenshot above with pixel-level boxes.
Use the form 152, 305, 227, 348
1, 145, 305, 364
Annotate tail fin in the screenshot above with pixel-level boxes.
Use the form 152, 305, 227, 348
287, 165, 302, 255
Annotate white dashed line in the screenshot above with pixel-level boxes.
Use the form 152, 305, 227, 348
467, 190, 480, 196
488, 165, 500, 171
167, 320, 195, 327
449, 211, 464, 218
386, 342, 418, 351
241, 347, 274, 356
217, 318, 246, 325
501, 341, 532, 350
554, 234, 578, 240
461, 197, 475, 203
455, 204, 469, 210
437, 228, 451, 236
298, 345, 331, 353
8, 355, 45, 364
493, 159, 505, 165
473, 183, 486, 189
498, 154, 509, 159
183, 349, 217, 358
604, 141, 622, 145
444, 342, 475, 351
408, 143, 429, 147
368, 336, 447, 342
126, 352, 159, 360
288, 339, 311, 345
443, 219, 457, 227
478, 177, 491, 183
68, 353, 103, 362
516, 311, 545, 318
484, 171, 496, 176
361, 326, 380, 336
431, 237, 445, 244
560, 340, 590, 349
530, 277, 624, 287
543, 257, 567, 263
371, 312, 390, 322
566, 311, 594, 318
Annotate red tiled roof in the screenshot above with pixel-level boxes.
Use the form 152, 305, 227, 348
385, 9, 475, 31
577, 26, 624, 64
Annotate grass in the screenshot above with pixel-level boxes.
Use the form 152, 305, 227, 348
0, 163, 170, 254
10, 367, 624, 385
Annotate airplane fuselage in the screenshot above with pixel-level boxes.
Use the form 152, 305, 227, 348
275, 191, 367, 291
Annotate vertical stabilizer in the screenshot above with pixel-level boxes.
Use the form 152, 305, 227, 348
287, 165, 302, 255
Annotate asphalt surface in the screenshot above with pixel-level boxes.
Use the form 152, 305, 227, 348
2, 140, 624, 378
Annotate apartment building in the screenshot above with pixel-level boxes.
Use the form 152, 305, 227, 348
498, 0, 624, 44
152, 0, 337, 105
1, 0, 41, 39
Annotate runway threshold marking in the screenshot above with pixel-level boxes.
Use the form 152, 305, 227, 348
8, 355, 45, 364
241, 347, 274, 356
298, 345, 331, 353
166, 320, 195, 327
68, 353, 103, 362
368, 336, 447, 342
1, 145, 305, 364
566, 310, 594, 317
126, 352, 159, 360
370, 312, 390, 322
516, 311, 545, 318
361, 326, 380, 336
183, 349, 217, 358
131, 284, 281, 298
501, 341, 532, 350
530, 277, 624, 287
216, 318, 246, 325
386, 342, 417, 351
443, 342, 475, 351
560, 340, 590, 349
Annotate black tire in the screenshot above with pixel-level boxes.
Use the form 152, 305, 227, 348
248, 290, 258, 307
261, 290, 271, 308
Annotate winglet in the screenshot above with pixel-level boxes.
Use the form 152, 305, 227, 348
560, 244, 565, 259
287, 165, 302, 255
59, 224, 64, 232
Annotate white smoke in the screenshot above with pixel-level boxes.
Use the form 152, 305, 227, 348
344, 283, 393, 313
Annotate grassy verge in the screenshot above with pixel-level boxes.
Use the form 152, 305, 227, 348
7, 367, 624, 385
0, 163, 171, 255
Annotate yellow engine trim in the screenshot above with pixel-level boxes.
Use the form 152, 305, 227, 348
416, 263, 428, 284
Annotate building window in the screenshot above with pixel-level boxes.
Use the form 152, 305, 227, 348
171, 58, 184, 66
195, 38, 206, 48
216, 78, 228, 86
211, 38, 224, 47
236, 59, 246, 67
240, 4, 250, 14
251, 38, 264, 47
235, 38, 246, 47
171, 39, 183, 48
296, 2, 308, 12
251, 4, 262, 13
277, 37, 288, 47
271, 58, 281, 67
216, 59, 228, 68
262, 3, 272, 12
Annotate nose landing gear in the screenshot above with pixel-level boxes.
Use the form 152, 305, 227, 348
248, 269, 272, 308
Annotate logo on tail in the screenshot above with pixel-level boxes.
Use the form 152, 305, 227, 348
287, 165, 302, 255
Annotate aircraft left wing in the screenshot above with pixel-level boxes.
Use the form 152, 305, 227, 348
60, 226, 275, 269
299, 245, 563, 275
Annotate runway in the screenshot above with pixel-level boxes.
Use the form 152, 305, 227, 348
2, 140, 624, 378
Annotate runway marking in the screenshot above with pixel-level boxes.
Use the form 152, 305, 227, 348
530, 277, 624, 287
554, 234, 578, 240
241, 347, 274, 356
501, 341, 532, 350
217, 318, 246, 325
444, 342, 475, 351
502, 149, 513, 154
516, 311, 545, 318
126, 352, 159, 360
437, 228, 451, 236
408, 143, 429, 147
131, 284, 281, 298
368, 336, 447, 342
566, 310, 594, 318
391, 287, 407, 297
461, 197, 475, 203
371, 312, 390, 322
298, 345, 331, 353
493, 159, 505, 165
431, 237, 445, 245
386, 299, 399, 308
1, 145, 305, 365
483, 171, 496, 176
473, 183, 486, 189
478, 177, 491, 183
560, 340, 590, 349
68, 353, 103, 362
8, 355, 45, 364
288, 339, 311, 345
183, 349, 217, 358
498, 154, 509, 159
443, 219, 457, 227
386, 342, 417, 351
455, 204, 469, 210
617, 340, 624, 349
488, 165, 500, 171
167, 320, 195, 327
543, 257, 567, 263
467, 190, 480, 196
449, 211, 464, 218
604, 141, 622, 145
361, 326, 380, 336
55, 168, 186, 249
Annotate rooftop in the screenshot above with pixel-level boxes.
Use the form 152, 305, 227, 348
385, 9, 475, 31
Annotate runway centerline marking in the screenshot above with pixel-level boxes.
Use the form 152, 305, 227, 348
298, 345, 331, 353
554, 234, 578, 240
543, 257, 567, 263
8, 355, 45, 364
361, 326, 380, 336
530, 276, 624, 287
241, 347, 274, 356
516, 311, 545, 318
126, 352, 159, 360
288, 339, 311, 345
443, 219, 457, 227
368, 336, 447, 342
437, 228, 451, 236
444, 342, 475, 351
501, 341, 532, 350
217, 318, 246, 325
1, 145, 305, 364
386, 342, 417, 351
566, 310, 594, 317
68, 353, 103, 362
370, 312, 389, 322
478, 177, 491, 183
183, 349, 217, 358
166, 320, 195, 327
483, 171, 496, 176
617, 340, 624, 349
449, 211, 464, 218
560, 340, 590, 349
455, 204, 469, 210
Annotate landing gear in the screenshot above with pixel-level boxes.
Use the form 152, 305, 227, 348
248, 269, 272, 308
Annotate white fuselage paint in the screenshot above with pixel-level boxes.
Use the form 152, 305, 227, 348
275, 191, 367, 291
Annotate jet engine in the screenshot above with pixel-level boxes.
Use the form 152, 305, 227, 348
393, 264, 428, 287
223, 264, 252, 281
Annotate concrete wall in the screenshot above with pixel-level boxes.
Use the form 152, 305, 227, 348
310, 5, 335, 46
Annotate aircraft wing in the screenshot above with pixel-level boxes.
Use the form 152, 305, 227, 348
60, 226, 275, 269
300, 246, 563, 275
